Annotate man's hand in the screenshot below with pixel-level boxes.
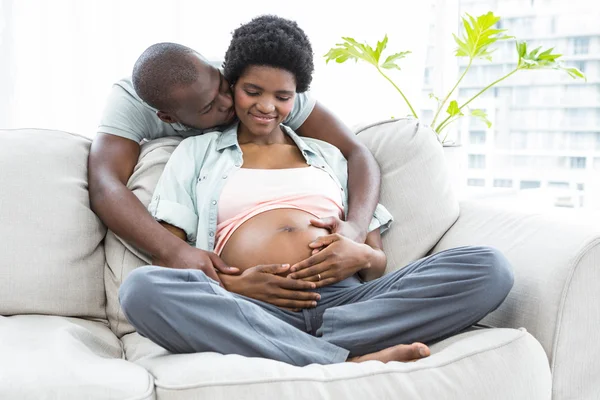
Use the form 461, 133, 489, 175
155, 243, 239, 285
219, 264, 320, 310
309, 216, 367, 244
289, 233, 373, 288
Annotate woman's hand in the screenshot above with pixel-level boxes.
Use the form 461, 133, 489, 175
218, 264, 321, 310
309, 216, 367, 243
288, 233, 375, 288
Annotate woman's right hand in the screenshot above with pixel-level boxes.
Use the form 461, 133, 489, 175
219, 264, 321, 310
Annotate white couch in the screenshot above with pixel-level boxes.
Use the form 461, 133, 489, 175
1, 118, 598, 399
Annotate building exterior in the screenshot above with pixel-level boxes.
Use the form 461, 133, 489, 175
422, 0, 600, 209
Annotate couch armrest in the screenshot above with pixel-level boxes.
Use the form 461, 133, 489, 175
432, 200, 600, 400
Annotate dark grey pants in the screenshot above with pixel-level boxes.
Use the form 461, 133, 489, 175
119, 246, 513, 367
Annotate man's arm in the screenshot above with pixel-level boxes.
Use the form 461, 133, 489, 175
88, 133, 236, 281
296, 102, 380, 243
88, 133, 181, 259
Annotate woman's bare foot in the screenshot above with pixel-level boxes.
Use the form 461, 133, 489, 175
347, 342, 430, 363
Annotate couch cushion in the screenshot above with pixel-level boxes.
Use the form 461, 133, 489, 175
0, 129, 106, 319
122, 328, 550, 400
0, 315, 154, 400
356, 118, 459, 271
433, 200, 600, 400
104, 137, 183, 337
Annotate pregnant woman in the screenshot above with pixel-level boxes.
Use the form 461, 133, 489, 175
119, 15, 514, 367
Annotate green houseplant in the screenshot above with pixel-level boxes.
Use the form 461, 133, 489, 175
324, 11, 586, 144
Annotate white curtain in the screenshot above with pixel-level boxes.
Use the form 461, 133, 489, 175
0, 0, 434, 137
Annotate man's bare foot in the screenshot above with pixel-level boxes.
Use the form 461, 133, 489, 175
347, 342, 430, 363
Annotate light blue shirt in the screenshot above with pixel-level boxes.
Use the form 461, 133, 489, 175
149, 123, 393, 251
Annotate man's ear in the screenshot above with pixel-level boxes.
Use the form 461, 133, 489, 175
157, 111, 178, 124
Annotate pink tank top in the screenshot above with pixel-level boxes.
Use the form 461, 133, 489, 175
214, 166, 344, 255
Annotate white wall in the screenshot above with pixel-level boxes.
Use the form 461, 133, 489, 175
0, 0, 432, 136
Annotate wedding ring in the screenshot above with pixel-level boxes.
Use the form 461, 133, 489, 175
318, 273, 322, 281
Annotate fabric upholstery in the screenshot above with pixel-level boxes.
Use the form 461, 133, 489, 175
355, 118, 460, 271
122, 328, 550, 400
0, 129, 106, 319
104, 136, 183, 337
0, 315, 154, 400
434, 200, 600, 400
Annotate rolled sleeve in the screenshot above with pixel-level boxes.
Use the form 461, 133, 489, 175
149, 196, 198, 244
149, 137, 202, 244
368, 203, 394, 234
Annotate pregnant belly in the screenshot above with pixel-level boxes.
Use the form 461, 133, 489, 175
220, 208, 330, 275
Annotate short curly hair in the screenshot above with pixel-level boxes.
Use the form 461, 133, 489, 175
223, 15, 314, 93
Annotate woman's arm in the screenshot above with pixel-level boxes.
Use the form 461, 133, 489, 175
289, 227, 388, 286
357, 229, 387, 282
296, 102, 380, 243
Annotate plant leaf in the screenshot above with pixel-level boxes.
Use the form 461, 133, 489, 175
374, 34, 389, 60
381, 51, 411, 70
515, 40, 587, 80
565, 67, 586, 80
454, 12, 513, 61
446, 100, 464, 117
470, 109, 492, 128
324, 37, 379, 67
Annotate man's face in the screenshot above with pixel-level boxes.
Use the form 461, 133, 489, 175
159, 57, 236, 130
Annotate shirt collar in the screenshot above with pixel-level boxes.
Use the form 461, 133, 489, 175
215, 122, 318, 157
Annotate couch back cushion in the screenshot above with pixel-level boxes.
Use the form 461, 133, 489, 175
356, 118, 459, 271
0, 129, 106, 319
104, 137, 183, 337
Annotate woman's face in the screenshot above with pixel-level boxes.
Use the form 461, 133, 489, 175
233, 65, 296, 137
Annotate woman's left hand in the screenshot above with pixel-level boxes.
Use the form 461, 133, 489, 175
288, 233, 372, 287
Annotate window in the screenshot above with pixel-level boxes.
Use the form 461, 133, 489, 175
467, 178, 485, 187
573, 37, 590, 55
423, 68, 431, 86
494, 179, 513, 188
510, 132, 528, 149
570, 157, 587, 169
548, 181, 570, 189
469, 131, 486, 144
520, 180, 541, 189
571, 61, 586, 74
567, 132, 589, 150
468, 154, 486, 169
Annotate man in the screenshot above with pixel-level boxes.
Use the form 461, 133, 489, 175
89, 43, 381, 309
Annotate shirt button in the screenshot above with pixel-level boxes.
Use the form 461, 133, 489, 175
222, 175, 228, 179
209, 232, 214, 237
212, 200, 217, 205
235, 163, 241, 167
341, 188, 344, 191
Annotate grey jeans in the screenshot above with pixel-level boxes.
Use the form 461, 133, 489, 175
119, 246, 513, 366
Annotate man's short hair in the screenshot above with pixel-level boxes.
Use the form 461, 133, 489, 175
223, 15, 314, 93
132, 42, 199, 111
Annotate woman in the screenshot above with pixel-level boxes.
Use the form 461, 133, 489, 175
120, 15, 514, 367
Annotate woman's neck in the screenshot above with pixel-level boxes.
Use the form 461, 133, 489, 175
237, 123, 288, 146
